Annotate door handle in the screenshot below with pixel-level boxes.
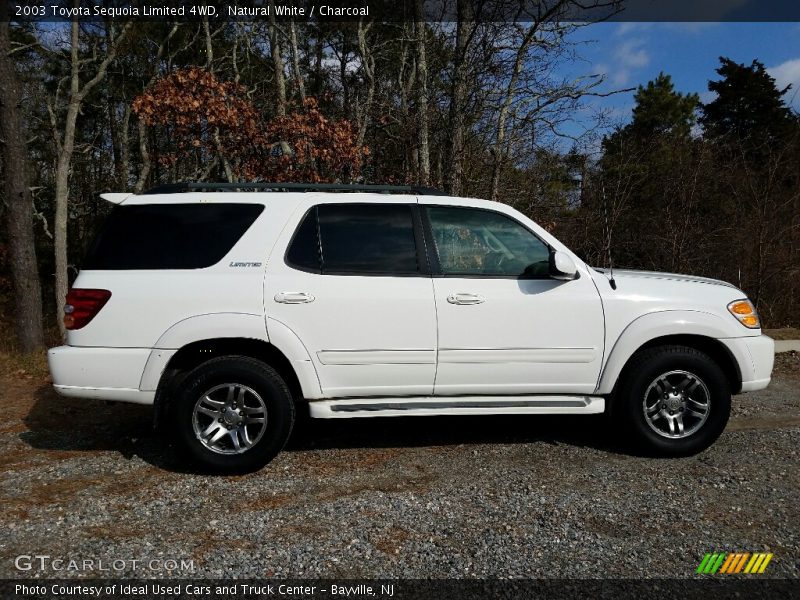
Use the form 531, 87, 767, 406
447, 293, 485, 305
274, 292, 315, 304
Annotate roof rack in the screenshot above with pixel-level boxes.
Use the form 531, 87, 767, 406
142, 182, 448, 196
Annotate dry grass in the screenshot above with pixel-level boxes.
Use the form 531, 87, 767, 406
0, 349, 50, 382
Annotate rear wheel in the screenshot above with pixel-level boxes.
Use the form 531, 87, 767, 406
172, 356, 295, 473
615, 345, 730, 456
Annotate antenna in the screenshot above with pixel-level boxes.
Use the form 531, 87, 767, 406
601, 181, 617, 290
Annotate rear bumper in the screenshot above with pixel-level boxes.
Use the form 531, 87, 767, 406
722, 335, 774, 393
47, 345, 155, 405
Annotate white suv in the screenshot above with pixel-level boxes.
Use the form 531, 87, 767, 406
48, 183, 774, 472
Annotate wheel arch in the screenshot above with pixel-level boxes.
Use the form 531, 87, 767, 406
153, 337, 316, 428
620, 334, 741, 393
598, 311, 745, 398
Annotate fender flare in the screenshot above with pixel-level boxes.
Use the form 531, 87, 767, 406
140, 313, 323, 399
266, 317, 323, 399
154, 312, 268, 349
140, 313, 269, 391
596, 310, 748, 395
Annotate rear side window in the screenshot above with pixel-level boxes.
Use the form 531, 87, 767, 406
285, 204, 419, 275
83, 203, 264, 270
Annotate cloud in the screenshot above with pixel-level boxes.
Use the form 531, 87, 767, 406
768, 58, 800, 108
661, 22, 718, 34
768, 58, 800, 90
614, 23, 652, 37
605, 38, 650, 86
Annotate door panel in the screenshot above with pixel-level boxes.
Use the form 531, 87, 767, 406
423, 204, 604, 395
433, 277, 603, 395
265, 199, 437, 398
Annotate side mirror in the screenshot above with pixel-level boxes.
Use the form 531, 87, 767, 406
549, 250, 579, 281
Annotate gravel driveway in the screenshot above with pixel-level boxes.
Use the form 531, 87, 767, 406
1, 352, 798, 579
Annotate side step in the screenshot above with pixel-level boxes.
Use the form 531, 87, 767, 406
308, 396, 605, 419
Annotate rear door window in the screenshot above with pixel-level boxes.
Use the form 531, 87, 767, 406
285, 204, 420, 275
82, 203, 264, 270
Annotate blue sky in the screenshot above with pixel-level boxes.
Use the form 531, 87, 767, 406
558, 22, 800, 145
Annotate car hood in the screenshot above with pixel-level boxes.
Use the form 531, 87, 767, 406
594, 268, 737, 289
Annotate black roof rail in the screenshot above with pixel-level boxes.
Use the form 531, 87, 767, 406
142, 182, 448, 196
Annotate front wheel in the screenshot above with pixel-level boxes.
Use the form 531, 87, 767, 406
615, 345, 731, 456
172, 356, 295, 473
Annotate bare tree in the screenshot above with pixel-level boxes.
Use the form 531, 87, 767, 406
267, 0, 287, 116
447, 0, 477, 196
415, 1, 430, 185
288, 18, 306, 101
355, 19, 375, 149
47, 13, 132, 337
0, 7, 44, 351
132, 23, 182, 193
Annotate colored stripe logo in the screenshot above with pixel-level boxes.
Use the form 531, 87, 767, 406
697, 552, 773, 574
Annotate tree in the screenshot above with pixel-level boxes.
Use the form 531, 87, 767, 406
48, 15, 133, 338
628, 73, 699, 139
446, 0, 477, 196
699, 58, 800, 318
591, 73, 704, 273
604, 73, 698, 152
701, 58, 795, 141
0, 10, 44, 351
414, 2, 430, 185
133, 67, 261, 180
134, 69, 366, 183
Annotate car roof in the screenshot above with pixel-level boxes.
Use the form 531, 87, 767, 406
105, 191, 509, 212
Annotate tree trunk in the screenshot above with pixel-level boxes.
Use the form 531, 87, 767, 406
414, 2, 430, 186
0, 13, 45, 351
313, 26, 324, 96
267, 1, 287, 117
133, 119, 151, 193
340, 31, 351, 111
107, 90, 125, 188
490, 25, 538, 201
289, 18, 306, 101
52, 15, 132, 338
447, 0, 476, 196
53, 19, 81, 339
119, 104, 131, 189
355, 20, 375, 149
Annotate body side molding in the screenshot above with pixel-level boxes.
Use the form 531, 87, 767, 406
309, 395, 604, 418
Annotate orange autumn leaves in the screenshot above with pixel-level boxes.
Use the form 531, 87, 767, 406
132, 67, 366, 182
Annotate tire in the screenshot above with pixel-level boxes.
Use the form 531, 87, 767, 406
614, 345, 730, 456
172, 356, 295, 473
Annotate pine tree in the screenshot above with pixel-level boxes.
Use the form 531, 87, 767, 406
700, 57, 794, 141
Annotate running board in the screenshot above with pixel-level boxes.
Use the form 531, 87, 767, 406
308, 396, 605, 419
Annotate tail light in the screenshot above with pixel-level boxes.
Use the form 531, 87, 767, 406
64, 289, 112, 330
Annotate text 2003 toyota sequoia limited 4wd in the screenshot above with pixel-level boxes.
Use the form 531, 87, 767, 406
48, 183, 775, 473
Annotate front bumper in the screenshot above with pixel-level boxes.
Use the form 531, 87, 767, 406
722, 334, 774, 393
47, 345, 155, 404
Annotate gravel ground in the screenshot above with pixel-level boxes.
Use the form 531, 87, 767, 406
1, 352, 798, 579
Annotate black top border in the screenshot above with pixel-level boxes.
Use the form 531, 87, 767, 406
5, 0, 800, 23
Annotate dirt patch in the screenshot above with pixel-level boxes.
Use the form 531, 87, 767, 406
764, 328, 800, 341
774, 351, 800, 380
727, 414, 800, 431
245, 492, 294, 511
84, 523, 149, 541
372, 525, 412, 556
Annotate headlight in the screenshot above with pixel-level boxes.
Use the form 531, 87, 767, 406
727, 299, 760, 329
